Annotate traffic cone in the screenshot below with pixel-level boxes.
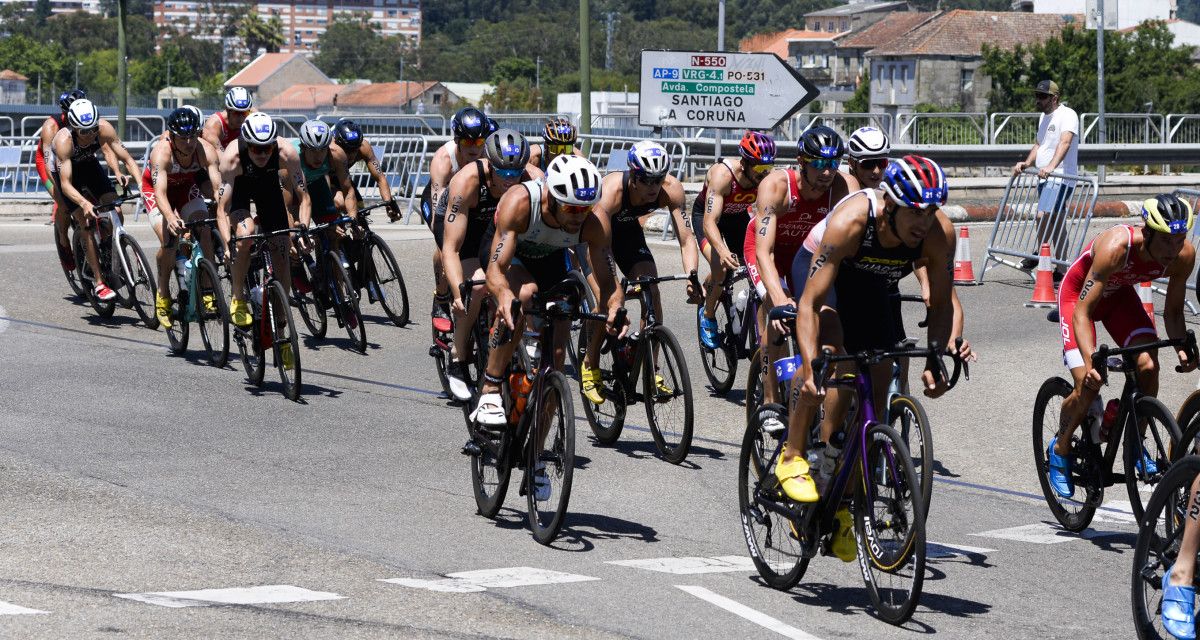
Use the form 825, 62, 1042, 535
1025, 243, 1057, 308
1140, 281, 1156, 329
953, 226, 977, 284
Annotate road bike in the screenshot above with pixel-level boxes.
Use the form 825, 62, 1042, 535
697, 265, 760, 395
231, 227, 304, 401
1130, 454, 1200, 639
68, 192, 156, 326
292, 215, 367, 354
345, 201, 410, 327
163, 217, 230, 367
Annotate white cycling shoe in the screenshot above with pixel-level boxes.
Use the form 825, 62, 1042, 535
470, 393, 507, 426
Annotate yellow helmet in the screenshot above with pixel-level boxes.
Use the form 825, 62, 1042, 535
1142, 193, 1194, 235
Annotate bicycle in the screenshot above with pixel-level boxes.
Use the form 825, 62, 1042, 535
578, 272, 697, 464
698, 266, 760, 395
231, 227, 304, 401
163, 217, 231, 367
1131, 454, 1200, 639
291, 215, 367, 354
738, 306, 964, 625
1032, 331, 1197, 531
462, 278, 610, 544
68, 192, 157, 327
345, 201, 410, 327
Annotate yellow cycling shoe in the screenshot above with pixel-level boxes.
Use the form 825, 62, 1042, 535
155, 293, 172, 329
774, 454, 819, 503
279, 343, 295, 371
654, 374, 673, 396
832, 507, 856, 562
581, 366, 604, 405
201, 293, 216, 314
229, 299, 253, 327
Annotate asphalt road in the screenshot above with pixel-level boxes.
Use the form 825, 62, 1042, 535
0, 215, 1196, 639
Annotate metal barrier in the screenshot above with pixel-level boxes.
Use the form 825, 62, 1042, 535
1081, 113, 1165, 144
897, 112, 988, 145
317, 113, 446, 136
1167, 114, 1200, 145
800, 113, 895, 140
989, 112, 1042, 145
348, 135, 429, 224
493, 113, 573, 137
978, 168, 1099, 283
578, 133, 688, 240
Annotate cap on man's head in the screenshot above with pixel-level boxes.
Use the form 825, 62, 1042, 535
1035, 80, 1060, 96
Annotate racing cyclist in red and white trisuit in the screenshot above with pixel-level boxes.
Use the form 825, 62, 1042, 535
203, 87, 254, 153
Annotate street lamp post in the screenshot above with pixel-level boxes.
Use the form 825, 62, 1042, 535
74, 61, 81, 89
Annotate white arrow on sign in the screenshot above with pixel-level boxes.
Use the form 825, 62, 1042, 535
639, 50, 819, 131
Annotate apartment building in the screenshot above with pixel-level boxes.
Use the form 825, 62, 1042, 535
0, 0, 101, 13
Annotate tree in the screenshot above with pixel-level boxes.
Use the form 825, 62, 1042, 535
313, 15, 399, 81
130, 45, 197, 94
0, 34, 64, 86
492, 57, 536, 84
236, 10, 284, 56
482, 78, 545, 112
33, 0, 50, 26
173, 35, 223, 79
845, 69, 870, 113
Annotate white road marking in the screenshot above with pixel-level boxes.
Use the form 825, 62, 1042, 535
0, 601, 48, 615
0, 244, 55, 254
606, 555, 756, 574
381, 567, 599, 593
926, 542, 996, 559
0, 304, 7, 335
675, 585, 822, 640
971, 522, 1126, 544
1093, 500, 1138, 525
113, 585, 344, 608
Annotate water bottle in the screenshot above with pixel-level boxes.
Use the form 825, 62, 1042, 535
1100, 398, 1120, 442
1087, 396, 1104, 443
175, 251, 190, 292
731, 289, 749, 335
807, 442, 827, 495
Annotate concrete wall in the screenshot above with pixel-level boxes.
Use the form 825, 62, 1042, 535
915, 57, 988, 112
255, 58, 334, 106
869, 57, 917, 110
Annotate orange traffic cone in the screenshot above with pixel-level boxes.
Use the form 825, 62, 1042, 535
953, 226, 977, 284
1140, 281, 1156, 329
1025, 243, 1057, 308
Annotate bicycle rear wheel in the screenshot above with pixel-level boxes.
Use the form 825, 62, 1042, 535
195, 258, 230, 368
527, 371, 576, 545
889, 394, 934, 518
293, 258, 327, 338
266, 280, 301, 400
328, 257, 367, 354
1032, 376, 1100, 532
643, 326, 694, 464
745, 348, 767, 432
1131, 455, 1200, 640
698, 300, 738, 394
164, 265, 189, 355
1124, 397, 1182, 523
566, 271, 596, 379
738, 403, 807, 589
1174, 390, 1200, 460
431, 310, 453, 399
119, 235, 158, 329
76, 231, 115, 318
59, 224, 87, 298
579, 320, 627, 444
366, 234, 410, 326
855, 423, 926, 625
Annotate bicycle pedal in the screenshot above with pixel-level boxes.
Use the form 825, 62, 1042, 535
461, 440, 482, 456
428, 345, 442, 358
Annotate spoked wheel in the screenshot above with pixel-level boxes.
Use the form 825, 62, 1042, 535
1131, 455, 1200, 640
1174, 390, 1200, 459
119, 235, 158, 329
698, 301, 738, 394
1032, 376, 1101, 532
328, 258, 367, 354
431, 317, 453, 399
889, 394, 934, 518
194, 258, 230, 368
59, 225, 87, 298
738, 403, 807, 590
526, 371, 576, 545
566, 272, 596, 379
164, 266, 189, 355
267, 280, 302, 401
1124, 397, 1182, 523
579, 320, 627, 445
366, 234, 410, 327
75, 231, 115, 318
642, 326, 694, 464
471, 381, 512, 518
292, 258, 327, 338
236, 281, 266, 387
855, 423, 926, 626
745, 348, 767, 432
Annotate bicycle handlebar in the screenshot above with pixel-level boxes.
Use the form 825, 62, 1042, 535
93, 193, 142, 213
1090, 329, 1198, 385
623, 270, 700, 292
309, 215, 355, 232
232, 226, 303, 243
812, 337, 968, 393
356, 200, 394, 216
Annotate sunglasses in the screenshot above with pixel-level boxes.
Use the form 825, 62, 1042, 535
547, 143, 574, 156
458, 137, 486, 147
76, 126, 99, 135
560, 203, 593, 215
634, 174, 665, 186
495, 167, 523, 181
248, 143, 273, 154
804, 157, 840, 171
857, 158, 888, 171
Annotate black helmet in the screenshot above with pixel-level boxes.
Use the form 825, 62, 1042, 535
333, 119, 363, 149
167, 107, 201, 137
59, 88, 85, 111
1142, 193, 1195, 235
799, 125, 846, 160
451, 107, 488, 140
485, 128, 530, 170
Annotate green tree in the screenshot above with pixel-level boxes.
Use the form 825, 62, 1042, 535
130, 45, 197, 94
492, 57, 536, 83
0, 34, 64, 86
172, 35, 223, 79
482, 78, 545, 112
236, 10, 284, 56
77, 49, 119, 96
33, 0, 50, 26
313, 15, 400, 81
845, 69, 870, 113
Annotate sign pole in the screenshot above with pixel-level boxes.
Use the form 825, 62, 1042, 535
714, 0, 725, 162
580, 0, 591, 146
1096, 0, 1107, 184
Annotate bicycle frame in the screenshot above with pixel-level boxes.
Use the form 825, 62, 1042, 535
176, 226, 214, 323
720, 269, 761, 360
80, 197, 139, 293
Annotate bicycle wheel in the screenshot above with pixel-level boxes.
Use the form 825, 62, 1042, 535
366, 234, 410, 326
1032, 376, 1100, 532
292, 258, 327, 338
431, 313, 453, 399
76, 231, 115, 318
328, 258, 367, 354
698, 300, 738, 394
236, 276, 266, 387
889, 394, 934, 518
564, 272, 596, 379
195, 258, 230, 368
471, 383, 513, 518
579, 320, 627, 444
1124, 397, 1183, 523
527, 371, 576, 545
643, 326, 694, 464
855, 423, 926, 625
1173, 390, 1200, 460
267, 280, 302, 401
164, 263, 189, 355
745, 348, 767, 430
59, 225, 86, 298
118, 235, 158, 329
738, 403, 807, 589
1131, 455, 1200, 640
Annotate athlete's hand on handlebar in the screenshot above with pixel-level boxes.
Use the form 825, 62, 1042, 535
718, 248, 740, 272
921, 365, 951, 399
949, 337, 977, 363
1178, 347, 1198, 373
685, 270, 704, 305
606, 305, 629, 339
495, 289, 518, 336
385, 198, 401, 221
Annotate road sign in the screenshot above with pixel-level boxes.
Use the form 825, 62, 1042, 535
638, 50, 819, 130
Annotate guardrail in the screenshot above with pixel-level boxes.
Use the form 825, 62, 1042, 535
897, 112, 988, 145
798, 113, 895, 141
989, 112, 1041, 145
1081, 113, 1165, 144
316, 113, 447, 136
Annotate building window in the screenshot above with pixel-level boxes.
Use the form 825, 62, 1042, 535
433, 93, 441, 105
826, 20, 834, 31
961, 68, 974, 94
840, 19, 848, 31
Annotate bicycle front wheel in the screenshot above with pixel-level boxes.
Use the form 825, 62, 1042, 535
1124, 396, 1182, 523
889, 394, 934, 518
119, 235, 158, 329
698, 300, 738, 394
367, 234, 410, 326
267, 280, 302, 401
642, 326, 694, 464
527, 371, 576, 545
195, 258, 230, 368
293, 258, 327, 339
855, 423, 926, 626
328, 257, 367, 354
76, 231, 115, 318
566, 271, 596, 379
164, 263, 189, 355
1131, 454, 1200, 640
59, 224, 87, 298
1174, 389, 1200, 460
745, 348, 766, 429
1032, 376, 1100, 532
738, 403, 806, 589
579, 320, 627, 445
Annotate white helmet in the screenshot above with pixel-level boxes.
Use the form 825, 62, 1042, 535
546, 155, 602, 206
847, 126, 890, 160
225, 86, 254, 112
239, 112, 277, 145
627, 140, 670, 178
67, 99, 99, 130
298, 119, 332, 150
184, 104, 203, 125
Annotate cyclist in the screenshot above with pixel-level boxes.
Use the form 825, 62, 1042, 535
292, 119, 358, 238
51, 99, 142, 302
202, 86, 253, 152
529, 117, 585, 170
40, 88, 86, 272
1048, 194, 1197, 499
696, 130, 776, 349
744, 126, 852, 430
329, 119, 400, 222
842, 126, 890, 190
144, 107, 223, 329
471, 155, 625, 499
581, 140, 700, 405
442, 129, 542, 401
215, 111, 312, 371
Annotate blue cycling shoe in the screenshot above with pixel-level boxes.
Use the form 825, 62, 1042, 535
1047, 436, 1074, 499
1163, 563, 1197, 640
698, 307, 720, 350
1135, 447, 1159, 476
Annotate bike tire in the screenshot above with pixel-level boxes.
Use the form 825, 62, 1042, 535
60, 224, 86, 298
367, 234, 410, 327
75, 230, 115, 318
1032, 376, 1100, 532
267, 280, 302, 401
329, 258, 367, 354
119, 235, 158, 329
1172, 389, 1200, 460
164, 262, 189, 355
1130, 454, 1200, 640
889, 394, 935, 519
195, 258, 230, 368
526, 371, 576, 545
855, 423, 926, 626
698, 300, 738, 395
1123, 396, 1182, 523
566, 272, 596, 379
471, 379, 513, 518
745, 348, 766, 429
643, 326, 694, 464
431, 313, 453, 399
738, 403, 807, 590
579, 319, 627, 445
236, 275, 266, 387
293, 258, 328, 339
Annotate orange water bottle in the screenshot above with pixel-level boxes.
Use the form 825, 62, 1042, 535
509, 372, 532, 422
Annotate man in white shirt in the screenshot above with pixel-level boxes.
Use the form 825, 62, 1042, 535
1013, 79, 1080, 275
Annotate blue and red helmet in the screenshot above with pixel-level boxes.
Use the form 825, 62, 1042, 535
881, 155, 948, 210
738, 131, 776, 164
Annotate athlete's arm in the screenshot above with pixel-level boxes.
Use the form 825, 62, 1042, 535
796, 199, 866, 383
752, 172, 790, 309
589, 173, 625, 256
427, 151, 454, 215
919, 211, 956, 397
198, 139, 222, 199
1072, 228, 1126, 378
280, 144, 311, 228
149, 142, 180, 234
485, 186, 530, 330
99, 120, 140, 189
201, 115, 224, 154
357, 141, 392, 204
214, 144, 241, 246
662, 176, 700, 297
329, 146, 358, 219
441, 164, 482, 312
37, 118, 57, 190
53, 131, 89, 215
1164, 241, 1198, 371
581, 210, 625, 333
702, 163, 737, 269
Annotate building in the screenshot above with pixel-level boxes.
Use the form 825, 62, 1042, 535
0, 70, 28, 105
804, 1, 911, 34
834, 11, 939, 91
224, 52, 334, 106
740, 29, 849, 103
1013, 0, 1175, 30
0, 0, 101, 14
